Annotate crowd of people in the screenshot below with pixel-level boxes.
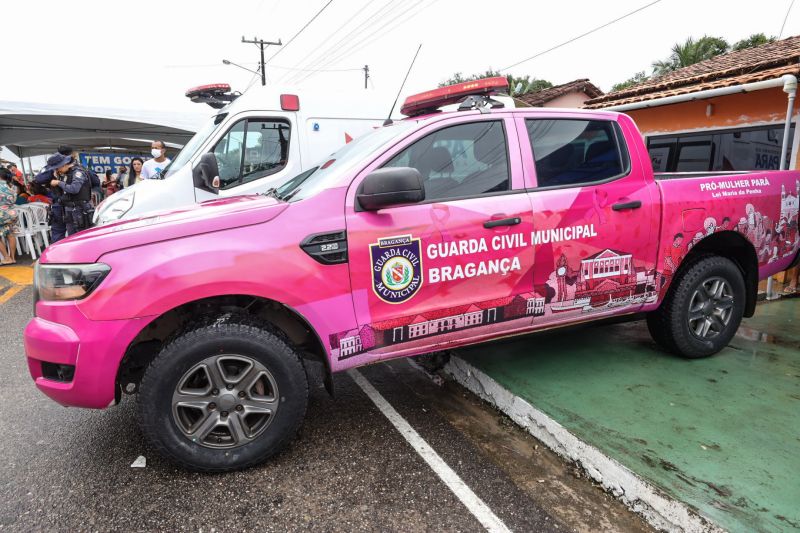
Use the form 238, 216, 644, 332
0, 141, 171, 253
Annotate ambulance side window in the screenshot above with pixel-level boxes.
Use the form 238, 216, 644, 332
213, 121, 245, 188
211, 118, 291, 189
383, 120, 510, 202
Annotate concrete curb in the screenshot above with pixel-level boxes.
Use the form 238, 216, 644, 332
444, 356, 725, 533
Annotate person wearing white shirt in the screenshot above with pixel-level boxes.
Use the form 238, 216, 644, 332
141, 140, 171, 179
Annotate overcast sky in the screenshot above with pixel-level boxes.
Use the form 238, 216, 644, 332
3, 0, 799, 165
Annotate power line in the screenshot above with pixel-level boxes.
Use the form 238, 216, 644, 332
780, 0, 796, 38
291, 0, 428, 85
267, 0, 336, 64
283, 0, 400, 84
499, 0, 662, 72
314, 0, 438, 76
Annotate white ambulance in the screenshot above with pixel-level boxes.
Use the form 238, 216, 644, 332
95, 84, 389, 224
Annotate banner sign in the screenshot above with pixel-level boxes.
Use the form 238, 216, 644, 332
79, 153, 144, 174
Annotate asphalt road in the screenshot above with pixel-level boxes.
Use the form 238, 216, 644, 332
0, 275, 650, 532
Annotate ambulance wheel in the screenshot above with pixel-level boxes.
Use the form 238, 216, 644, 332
136, 315, 308, 472
646, 255, 745, 359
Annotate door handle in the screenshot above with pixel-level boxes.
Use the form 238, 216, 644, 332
612, 200, 642, 211
483, 217, 521, 229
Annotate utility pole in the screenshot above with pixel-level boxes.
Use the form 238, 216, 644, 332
363, 65, 369, 89
241, 36, 282, 86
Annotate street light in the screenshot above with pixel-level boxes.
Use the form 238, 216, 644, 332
222, 59, 260, 77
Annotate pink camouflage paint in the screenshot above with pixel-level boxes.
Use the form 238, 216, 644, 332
24, 108, 800, 410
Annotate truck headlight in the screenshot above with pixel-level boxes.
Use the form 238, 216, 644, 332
97, 192, 134, 224
35, 263, 111, 301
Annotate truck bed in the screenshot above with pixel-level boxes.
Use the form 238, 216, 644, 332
651, 169, 800, 301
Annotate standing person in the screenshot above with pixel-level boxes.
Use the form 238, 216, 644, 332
102, 170, 117, 197
123, 158, 143, 187
50, 159, 94, 238
141, 141, 171, 179
0, 168, 19, 264
34, 153, 70, 242
115, 165, 128, 188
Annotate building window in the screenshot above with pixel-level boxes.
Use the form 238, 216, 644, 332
647, 124, 795, 172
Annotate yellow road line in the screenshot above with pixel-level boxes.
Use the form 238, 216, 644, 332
0, 285, 24, 305
0, 266, 34, 286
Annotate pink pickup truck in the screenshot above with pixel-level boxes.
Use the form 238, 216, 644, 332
24, 79, 800, 471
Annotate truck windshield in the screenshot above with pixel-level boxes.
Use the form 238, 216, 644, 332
275, 121, 416, 202
161, 113, 228, 179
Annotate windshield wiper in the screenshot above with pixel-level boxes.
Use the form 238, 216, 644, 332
263, 187, 287, 201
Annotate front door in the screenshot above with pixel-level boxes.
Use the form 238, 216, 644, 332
517, 115, 660, 326
334, 116, 537, 363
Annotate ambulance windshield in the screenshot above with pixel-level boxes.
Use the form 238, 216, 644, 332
162, 113, 227, 179
275, 121, 416, 202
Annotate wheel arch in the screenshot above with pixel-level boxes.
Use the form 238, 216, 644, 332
678, 231, 758, 317
117, 294, 333, 397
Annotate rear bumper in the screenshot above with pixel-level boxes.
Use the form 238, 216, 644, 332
24, 306, 155, 409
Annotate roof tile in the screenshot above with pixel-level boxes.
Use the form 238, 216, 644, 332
517, 79, 603, 107
585, 35, 800, 108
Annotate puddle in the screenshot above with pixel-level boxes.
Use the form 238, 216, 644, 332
735, 325, 777, 344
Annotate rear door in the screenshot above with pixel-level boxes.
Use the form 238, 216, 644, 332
518, 114, 660, 324
336, 115, 537, 362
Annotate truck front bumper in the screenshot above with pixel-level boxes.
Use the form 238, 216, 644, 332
24, 304, 155, 409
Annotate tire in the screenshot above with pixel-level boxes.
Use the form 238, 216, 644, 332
136, 314, 308, 472
646, 255, 745, 359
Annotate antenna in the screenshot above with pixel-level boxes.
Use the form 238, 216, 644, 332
384, 44, 422, 126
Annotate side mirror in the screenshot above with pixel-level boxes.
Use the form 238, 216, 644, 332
192, 153, 220, 193
357, 167, 425, 211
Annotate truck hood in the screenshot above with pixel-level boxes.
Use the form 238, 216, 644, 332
41, 195, 289, 264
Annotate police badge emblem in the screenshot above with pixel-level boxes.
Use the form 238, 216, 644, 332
370, 235, 423, 304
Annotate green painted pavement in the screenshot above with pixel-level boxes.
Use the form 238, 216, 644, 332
457, 300, 800, 533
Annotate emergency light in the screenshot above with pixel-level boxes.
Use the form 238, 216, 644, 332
280, 94, 300, 111
185, 84, 238, 109
400, 77, 509, 117
185, 84, 232, 98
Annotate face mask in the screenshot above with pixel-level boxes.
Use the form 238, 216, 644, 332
151, 148, 162, 158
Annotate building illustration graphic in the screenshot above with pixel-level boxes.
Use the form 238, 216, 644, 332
331, 247, 660, 360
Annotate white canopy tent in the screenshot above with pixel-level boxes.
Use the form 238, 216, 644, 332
0, 100, 208, 175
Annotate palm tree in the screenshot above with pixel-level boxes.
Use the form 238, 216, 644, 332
652, 36, 729, 76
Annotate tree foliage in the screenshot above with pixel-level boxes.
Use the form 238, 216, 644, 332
732, 33, 775, 51
651, 36, 730, 76
610, 71, 649, 93
438, 70, 552, 96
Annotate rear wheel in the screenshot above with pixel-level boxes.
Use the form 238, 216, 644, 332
646, 255, 745, 358
136, 315, 308, 472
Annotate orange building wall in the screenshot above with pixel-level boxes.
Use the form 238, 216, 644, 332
624, 87, 799, 288
624, 87, 792, 134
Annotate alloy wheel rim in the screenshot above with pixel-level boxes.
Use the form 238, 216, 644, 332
171, 355, 279, 449
687, 276, 734, 340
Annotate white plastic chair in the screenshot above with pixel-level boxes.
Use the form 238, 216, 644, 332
25, 202, 51, 248
12, 206, 44, 260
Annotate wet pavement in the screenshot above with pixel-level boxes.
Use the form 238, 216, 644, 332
0, 275, 648, 532
458, 300, 800, 533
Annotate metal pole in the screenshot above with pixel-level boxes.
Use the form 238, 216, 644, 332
241, 36, 280, 87
17, 147, 28, 184
260, 42, 266, 86
364, 65, 369, 89
767, 75, 797, 300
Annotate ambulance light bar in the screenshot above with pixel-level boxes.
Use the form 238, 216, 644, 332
185, 83, 239, 109
400, 77, 509, 117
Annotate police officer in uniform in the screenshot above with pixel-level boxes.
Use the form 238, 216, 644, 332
34, 153, 70, 242
34, 153, 94, 242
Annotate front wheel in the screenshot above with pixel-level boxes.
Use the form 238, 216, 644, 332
646, 255, 745, 359
136, 316, 308, 472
